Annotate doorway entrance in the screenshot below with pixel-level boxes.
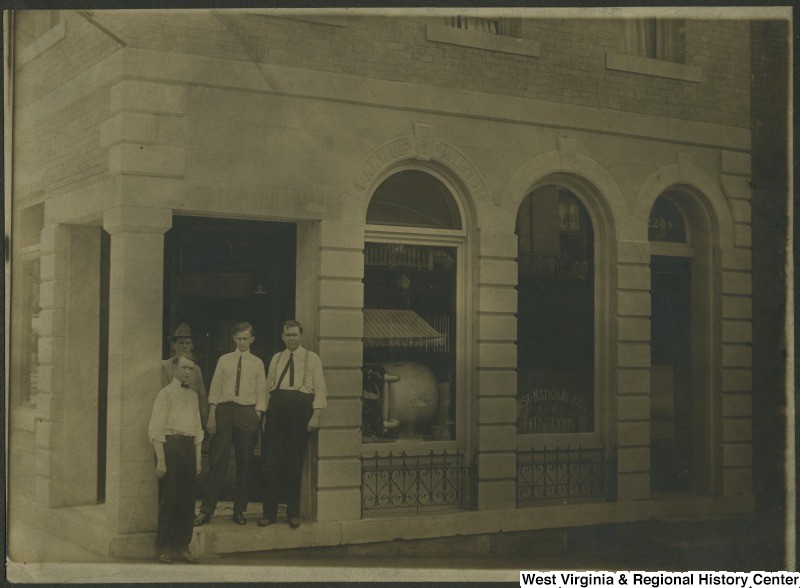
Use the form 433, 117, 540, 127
650, 255, 692, 492
163, 216, 296, 501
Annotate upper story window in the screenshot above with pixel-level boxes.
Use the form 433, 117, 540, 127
631, 19, 686, 64
366, 170, 462, 230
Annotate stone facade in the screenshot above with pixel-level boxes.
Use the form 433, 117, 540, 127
8, 10, 771, 559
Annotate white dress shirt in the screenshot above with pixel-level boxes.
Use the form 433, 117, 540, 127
208, 350, 268, 412
266, 346, 328, 410
148, 379, 204, 446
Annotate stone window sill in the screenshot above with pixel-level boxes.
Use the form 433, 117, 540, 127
426, 22, 540, 58
606, 51, 702, 83
19, 20, 66, 67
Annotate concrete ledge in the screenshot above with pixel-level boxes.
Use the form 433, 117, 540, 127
426, 23, 541, 58
606, 52, 702, 83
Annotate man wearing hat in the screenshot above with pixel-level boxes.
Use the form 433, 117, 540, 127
162, 324, 209, 432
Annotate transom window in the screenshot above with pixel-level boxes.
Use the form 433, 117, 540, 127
649, 196, 688, 243
366, 170, 461, 230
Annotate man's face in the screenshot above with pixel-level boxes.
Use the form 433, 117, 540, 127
173, 337, 193, 355
176, 356, 194, 383
234, 330, 254, 352
281, 326, 302, 352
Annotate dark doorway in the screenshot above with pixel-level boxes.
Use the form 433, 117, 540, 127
650, 255, 693, 493
163, 216, 296, 501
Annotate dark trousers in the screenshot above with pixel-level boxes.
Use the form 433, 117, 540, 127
200, 403, 260, 516
157, 435, 196, 555
261, 389, 314, 520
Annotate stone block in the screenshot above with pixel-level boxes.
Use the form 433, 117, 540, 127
618, 317, 650, 342
618, 394, 650, 421
318, 339, 362, 369
108, 144, 186, 177
323, 368, 362, 398
109, 80, 187, 116
319, 221, 364, 249
617, 343, 650, 368
617, 241, 650, 264
722, 271, 752, 295
722, 444, 752, 467
722, 344, 752, 368
477, 397, 517, 424
722, 296, 752, 319
478, 342, 517, 369
477, 479, 516, 511
39, 224, 69, 254
476, 370, 516, 396
100, 112, 157, 148
39, 279, 66, 309
617, 422, 650, 446
475, 424, 516, 451
38, 308, 66, 338
721, 175, 751, 201
478, 258, 517, 286
722, 320, 752, 343
730, 199, 751, 223
102, 206, 172, 235
617, 472, 650, 501
721, 248, 752, 271
618, 291, 650, 317
316, 458, 362, 489
477, 231, 517, 258
477, 314, 517, 342
722, 418, 752, 442
320, 249, 364, 279
617, 447, 650, 473
476, 452, 516, 480
617, 369, 650, 395
722, 393, 752, 417
722, 468, 753, 497
316, 487, 361, 522
734, 224, 752, 248
722, 369, 752, 392
477, 286, 517, 314
617, 264, 650, 291
316, 428, 361, 459
39, 253, 66, 282
37, 336, 65, 366
320, 399, 362, 428
318, 279, 363, 308
319, 309, 363, 339
720, 151, 751, 175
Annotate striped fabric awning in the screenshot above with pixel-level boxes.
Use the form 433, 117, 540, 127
363, 309, 444, 347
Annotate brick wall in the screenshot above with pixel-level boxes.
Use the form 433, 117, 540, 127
98, 13, 748, 128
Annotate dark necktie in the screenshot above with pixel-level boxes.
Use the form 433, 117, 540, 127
234, 354, 242, 396
277, 352, 294, 388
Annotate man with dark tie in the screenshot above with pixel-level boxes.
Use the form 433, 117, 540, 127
194, 322, 266, 526
259, 320, 327, 529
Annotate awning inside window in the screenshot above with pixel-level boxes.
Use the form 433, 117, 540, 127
363, 309, 445, 347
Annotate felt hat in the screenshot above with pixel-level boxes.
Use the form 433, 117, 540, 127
169, 323, 193, 342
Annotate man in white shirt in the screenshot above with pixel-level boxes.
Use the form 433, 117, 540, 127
194, 322, 267, 526
161, 323, 209, 432
259, 320, 327, 529
148, 353, 204, 564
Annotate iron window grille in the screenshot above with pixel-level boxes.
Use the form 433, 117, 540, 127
361, 449, 477, 515
516, 445, 617, 506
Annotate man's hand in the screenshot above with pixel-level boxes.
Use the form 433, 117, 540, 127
196, 459, 202, 476
207, 413, 216, 435
155, 462, 167, 479
306, 409, 322, 432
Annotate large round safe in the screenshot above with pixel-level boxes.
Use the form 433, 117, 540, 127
381, 362, 439, 427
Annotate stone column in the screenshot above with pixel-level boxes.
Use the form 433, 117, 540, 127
615, 240, 652, 501
310, 219, 364, 522
474, 229, 518, 510
102, 205, 172, 534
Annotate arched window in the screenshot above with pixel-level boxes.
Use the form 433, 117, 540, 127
362, 169, 466, 449
516, 187, 595, 434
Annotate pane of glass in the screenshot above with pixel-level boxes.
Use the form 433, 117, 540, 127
649, 197, 687, 243
516, 189, 595, 433
362, 243, 457, 444
366, 170, 462, 230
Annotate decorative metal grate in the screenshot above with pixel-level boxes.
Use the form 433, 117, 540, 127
361, 450, 477, 514
516, 445, 617, 506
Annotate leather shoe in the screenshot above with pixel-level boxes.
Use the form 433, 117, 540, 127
232, 512, 246, 525
158, 553, 172, 564
288, 517, 302, 529
193, 513, 211, 526
257, 518, 276, 528
176, 551, 198, 564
